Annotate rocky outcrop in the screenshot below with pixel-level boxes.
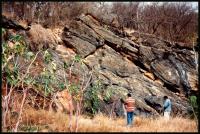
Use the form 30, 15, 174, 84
2, 14, 198, 118
2, 15, 31, 31
60, 14, 197, 117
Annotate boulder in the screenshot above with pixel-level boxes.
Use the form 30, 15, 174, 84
63, 35, 96, 57
151, 59, 180, 87
139, 45, 156, 70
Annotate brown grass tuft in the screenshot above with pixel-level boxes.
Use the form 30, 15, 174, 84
27, 24, 61, 51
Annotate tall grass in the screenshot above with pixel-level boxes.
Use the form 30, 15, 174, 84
4, 107, 197, 132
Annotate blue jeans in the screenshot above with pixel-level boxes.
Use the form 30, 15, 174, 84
127, 112, 134, 125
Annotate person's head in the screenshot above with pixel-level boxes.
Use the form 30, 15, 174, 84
163, 96, 168, 100
127, 93, 131, 97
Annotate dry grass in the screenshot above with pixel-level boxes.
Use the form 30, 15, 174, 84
4, 107, 197, 132
27, 24, 62, 51
2, 91, 198, 132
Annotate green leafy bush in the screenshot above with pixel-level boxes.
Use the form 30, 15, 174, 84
68, 83, 80, 95
74, 54, 81, 63
189, 95, 198, 119
103, 87, 114, 102
5, 65, 20, 86
25, 51, 34, 60
38, 67, 56, 96
43, 50, 52, 64
84, 80, 102, 114
2, 33, 26, 87
58, 83, 65, 91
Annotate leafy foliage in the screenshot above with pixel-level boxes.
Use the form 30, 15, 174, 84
68, 83, 80, 96
24, 51, 34, 60
24, 75, 36, 86
63, 61, 69, 69
2, 32, 26, 87
189, 95, 198, 119
20, 125, 39, 132
74, 54, 81, 63
2, 35, 26, 66
43, 50, 52, 64
10, 35, 23, 42
103, 87, 114, 102
5, 65, 20, 86
37, 67, 56, 96
84, 80, 102, 114
2, 28, 6, 34
58, 83, 65, 91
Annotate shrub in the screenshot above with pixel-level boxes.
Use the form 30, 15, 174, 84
189, 95, 198, 119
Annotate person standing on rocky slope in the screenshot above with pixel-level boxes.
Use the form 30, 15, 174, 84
123, 93, 136, 127
163, 96, 172, 120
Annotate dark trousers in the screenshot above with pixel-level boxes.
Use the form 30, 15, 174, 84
127, 112, 134, 125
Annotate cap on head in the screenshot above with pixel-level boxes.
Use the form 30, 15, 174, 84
127, 93, 131, 97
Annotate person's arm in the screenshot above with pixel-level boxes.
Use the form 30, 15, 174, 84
122, 104, 127, 116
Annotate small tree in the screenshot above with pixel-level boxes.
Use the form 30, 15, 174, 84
189, 95, 198, 128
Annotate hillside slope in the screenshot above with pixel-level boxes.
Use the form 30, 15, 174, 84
2, 14, 198, 120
